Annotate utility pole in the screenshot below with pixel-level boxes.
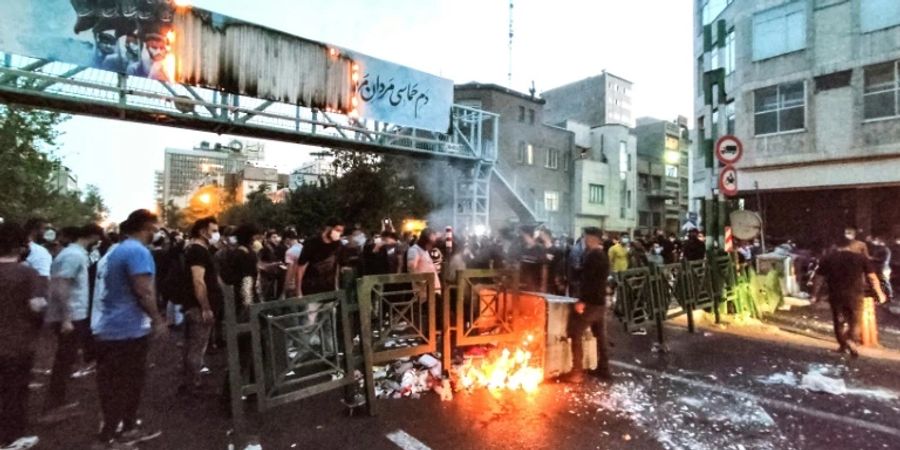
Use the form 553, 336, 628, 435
508, 0, 514, 87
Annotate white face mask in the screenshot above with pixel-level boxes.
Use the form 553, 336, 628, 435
209, 232, 221, 245
228, 236, 238, 245
330, 230, 341, 242
845, 234, 855, 241
43, 229, 57, 242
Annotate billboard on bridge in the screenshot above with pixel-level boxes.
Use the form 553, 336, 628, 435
0, 0, 452, 132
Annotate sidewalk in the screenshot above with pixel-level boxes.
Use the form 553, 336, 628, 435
762, 297, 900, 351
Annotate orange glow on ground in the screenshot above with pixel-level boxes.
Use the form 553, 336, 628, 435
456, 334, 544, 395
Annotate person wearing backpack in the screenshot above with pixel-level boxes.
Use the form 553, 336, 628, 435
178, 217, 223, 396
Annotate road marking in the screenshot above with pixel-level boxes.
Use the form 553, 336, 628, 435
386, 429, 432, 450
611, 360, 900, 438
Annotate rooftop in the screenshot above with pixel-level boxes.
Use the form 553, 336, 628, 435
454, 82, 545, 104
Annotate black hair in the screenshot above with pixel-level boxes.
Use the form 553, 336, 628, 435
325, 218, 342, 229
59, 226, 82, 243
265, 230, 280, 240
24, 217, 48, 234
235, 223, 262, 248
81, 223, 105, 240
583, 227, 603, 238
283, 229, 299, 240
417, 228, 436, 248
190, 216, 218, 238
120, 209, 158, 235
0, 223, 28, 256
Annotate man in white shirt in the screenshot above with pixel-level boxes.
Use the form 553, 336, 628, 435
407, 229, 441, 297
24, 218, 52, 300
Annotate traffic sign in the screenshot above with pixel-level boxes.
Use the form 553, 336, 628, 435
715, 135, 743, 165
724, 226, 734, 253
719, 165, 738, 197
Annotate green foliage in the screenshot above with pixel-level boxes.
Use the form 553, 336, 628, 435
218, 150, 443, 235
0, 105, 108, 226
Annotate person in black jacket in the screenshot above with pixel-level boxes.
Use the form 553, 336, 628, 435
563, 227, 612, 383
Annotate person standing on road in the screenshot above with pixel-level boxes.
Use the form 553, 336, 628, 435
282, 230, 302, 298
296, 220, 345, 297
608, 234, 629, 273
407, 228, 442, 296
92, 210, 166, 449
179, 217, 222, 395
682, 228, 706, 261
24, 218, 52, 305
816, 238, 887, 357
0, 222, 47, 450
844, 227, 870, 257
564, 227, 612, 383
42, 224, 104, 421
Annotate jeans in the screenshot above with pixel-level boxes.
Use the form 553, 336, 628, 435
95, 337, 149, 441
567, 304, 609, 373
0, 352, 35, 445
46, 319, 91, 410
183, 308, 213, 388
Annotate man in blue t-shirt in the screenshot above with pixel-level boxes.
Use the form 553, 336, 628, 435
92, 210, 166, 449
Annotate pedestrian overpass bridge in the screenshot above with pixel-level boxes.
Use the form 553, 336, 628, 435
0, 0, 502, 232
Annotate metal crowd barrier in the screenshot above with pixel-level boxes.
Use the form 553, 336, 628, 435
614, 255, 735, 348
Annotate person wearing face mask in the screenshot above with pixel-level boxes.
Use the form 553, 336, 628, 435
24, 218, 53, 304
843, 227, 870, 258
407, 228, 442, 298
281, 230, 303, 298
178, 217, 222, 396
607, 234, 630, 273
648, 242, 665, 266
295, 219, 345, 297
93, 209, 166, 448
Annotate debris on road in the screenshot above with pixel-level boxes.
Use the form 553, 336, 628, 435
372, 354, 444, 399
756, 364, 899, 400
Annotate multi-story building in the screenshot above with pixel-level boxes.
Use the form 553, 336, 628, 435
560, 121, 638, 234
289, 157, 334, 189
49, 164, 78, 194
634, 117, 691, 235
454, 83, 575, 236
226, 166, 280, 203
693, 0, 900, 247
542, 71, 635, 129
161, 140, 264, 208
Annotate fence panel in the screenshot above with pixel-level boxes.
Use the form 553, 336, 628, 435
356, 273, 437, 364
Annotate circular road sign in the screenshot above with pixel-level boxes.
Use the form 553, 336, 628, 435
719, 165, 739, 197
715, 135, 744, 165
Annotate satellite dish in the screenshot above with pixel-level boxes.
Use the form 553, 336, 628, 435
229, 140, 244, 152
730, 210, 763, 240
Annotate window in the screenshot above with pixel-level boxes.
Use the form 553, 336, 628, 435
619, 141, 629, 170
665, 165, 679, 178
562, 151, 570, 172
701, 0, 732, 26
588, 184, 605, 204
711, 46, 721, 71
639, 211, 651, 227
528, 109, 535, 125
864, 61, 900, 120
518, 106, 525, 122
651, 176, 662, 191
861, 0, 900, 33
639, 174, 650, 191
545, 148, 559, 169
626, 190, 632, 209
665, 136, 679, 150
752, 2, 806, 61
544, 191, 559, 212
517, 141, 534, 165
726, 100, 736, 134
652, 212, 663, 227
697, 56, 705, 95
725, 28, 736, 74
754, 81, 805, 135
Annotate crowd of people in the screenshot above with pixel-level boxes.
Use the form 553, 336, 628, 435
0, 207, 769, 450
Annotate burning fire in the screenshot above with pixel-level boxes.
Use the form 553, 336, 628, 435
456, 334, 544, 394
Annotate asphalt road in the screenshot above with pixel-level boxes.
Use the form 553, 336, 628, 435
25, 315, 900, 450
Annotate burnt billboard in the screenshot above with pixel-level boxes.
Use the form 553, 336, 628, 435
0, 0, 452, 132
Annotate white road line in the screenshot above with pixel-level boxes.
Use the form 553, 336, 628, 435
386, 429, 432, 450
611, 360, 900, 438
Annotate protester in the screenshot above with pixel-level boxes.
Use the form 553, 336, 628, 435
282, 229, 302, 298
258, 230, 286, 300
42, 223, 104, 421
516, 225, 546, 292
607, 234, 629, 273
179, 217, 222, 395
682, 228, 706, 261
844, 227, 870, 257
362, 231, 402, 277
540, 229, 567, 296
0, 223, 46, 450
563, 227, 612, 383
816, 238, 887, 357
24, 218, 52, 303
407, 228, 442, 295
296, 219, 345, 296
92, 209, 166, 449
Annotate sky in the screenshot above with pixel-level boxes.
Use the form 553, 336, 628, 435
54, 0, 695, 220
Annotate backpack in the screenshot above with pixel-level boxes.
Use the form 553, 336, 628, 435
159, 250, 189, 305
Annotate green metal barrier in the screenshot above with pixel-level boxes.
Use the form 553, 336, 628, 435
356, 272, 437, 364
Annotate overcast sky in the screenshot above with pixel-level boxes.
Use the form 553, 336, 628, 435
55, 0, 694, 220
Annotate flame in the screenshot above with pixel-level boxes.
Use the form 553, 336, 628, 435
456, 334, 543, 395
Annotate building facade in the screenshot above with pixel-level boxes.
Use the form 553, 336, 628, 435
694, 0, 900, 247
49, 164, 78, 194
542, 71, 635, 129
161, 141, 263, 208
634, 117, 691, 235
454, 83, 575, 236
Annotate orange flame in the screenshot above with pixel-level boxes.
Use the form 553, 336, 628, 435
456, 334, 543, 394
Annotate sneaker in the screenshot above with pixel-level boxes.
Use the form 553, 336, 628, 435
117, 428, 162, 446
89, 439, 135, 450
1, 436, 39, 450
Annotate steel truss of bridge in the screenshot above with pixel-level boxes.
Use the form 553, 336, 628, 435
0, 53, 499, 232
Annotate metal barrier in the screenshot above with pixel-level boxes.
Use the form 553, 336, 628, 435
614, 257, 730, 348
356, 273, 437, 364
223, 289, 375, 427
442, 269, 521, 368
